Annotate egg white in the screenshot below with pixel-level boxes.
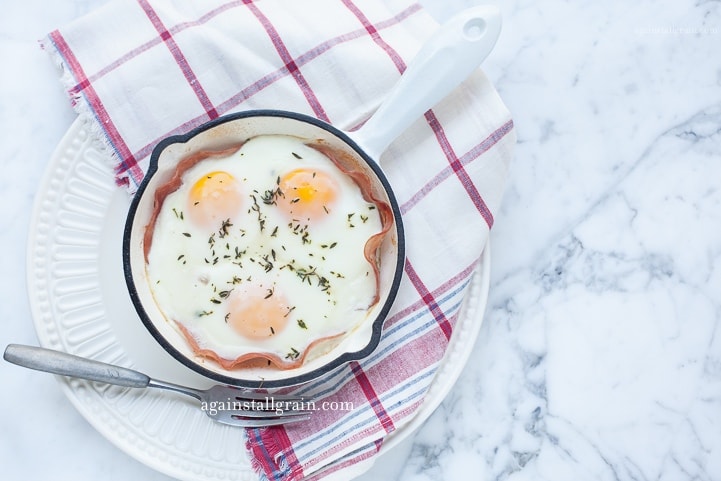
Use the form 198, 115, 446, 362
146, 135, 383, 365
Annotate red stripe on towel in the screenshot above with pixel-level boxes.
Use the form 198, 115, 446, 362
47, 30, 145, 185
350, 362, 395, 434
342, 0, 407, 73
70, 1, 248, 91
404, 260, 453, 340
424, 110, 494, 228
244, 0, 329, 121
138, 0, 219, 120
400, 119, 514, 216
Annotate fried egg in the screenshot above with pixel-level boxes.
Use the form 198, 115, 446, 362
145, 135, 386, 368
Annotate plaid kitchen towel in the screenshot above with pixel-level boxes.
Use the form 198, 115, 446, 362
43, 0, 515, 479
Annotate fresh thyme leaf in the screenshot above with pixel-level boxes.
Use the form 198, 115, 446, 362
257, 254, 273, 273
219, 219, 233, 238
249, 194, 266, 231
261, 187, 283, 205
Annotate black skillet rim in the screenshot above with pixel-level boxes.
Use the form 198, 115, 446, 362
122, 110, 406, 388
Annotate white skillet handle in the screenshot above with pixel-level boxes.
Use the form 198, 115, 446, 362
351, 5, 502, 160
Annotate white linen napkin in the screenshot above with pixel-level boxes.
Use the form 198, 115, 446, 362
43, 0, 515, 479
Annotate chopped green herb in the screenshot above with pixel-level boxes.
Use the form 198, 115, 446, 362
249, 194, 266, 231
261, 187, 283, 205
219, 219, 233, 238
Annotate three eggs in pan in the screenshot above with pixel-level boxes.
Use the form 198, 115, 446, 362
144, 135, 389, 370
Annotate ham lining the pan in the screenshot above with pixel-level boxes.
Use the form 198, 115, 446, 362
143, 140, 394, 370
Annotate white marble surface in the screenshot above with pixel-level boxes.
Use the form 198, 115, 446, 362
2, 0, 720, 480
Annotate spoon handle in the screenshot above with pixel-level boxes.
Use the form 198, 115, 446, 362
4, 343, 150, 388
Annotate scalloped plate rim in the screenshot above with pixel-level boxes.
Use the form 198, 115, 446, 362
25, 118, 490, 481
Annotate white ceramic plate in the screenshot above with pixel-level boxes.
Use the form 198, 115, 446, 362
26, 118, 490, 481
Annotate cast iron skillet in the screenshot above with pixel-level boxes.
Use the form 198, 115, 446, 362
123, 6, 501, 388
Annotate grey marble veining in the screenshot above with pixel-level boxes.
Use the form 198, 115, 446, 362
2, 0, 720, 480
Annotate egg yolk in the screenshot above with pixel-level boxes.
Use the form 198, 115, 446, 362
187, 171, 242, 228
227, 286, 290, 340
278, 169, 338, 221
